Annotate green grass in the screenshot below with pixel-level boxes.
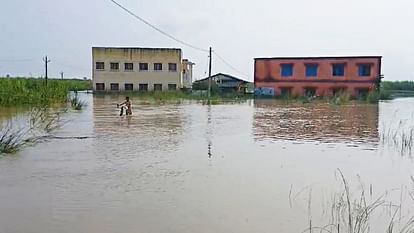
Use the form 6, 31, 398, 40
382, 81, 414, 91
0, 77, 91, 107
70, 95, 87, 110
95, 90, 251, 104
0, 122, 28, 154
1, 107, 65, 154
298, 170, 414, 233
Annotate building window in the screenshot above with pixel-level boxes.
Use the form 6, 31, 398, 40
125, 83, 133, 91
332, 64, 345, 76
96, 83, 105, 90
110, 83, 119, 91
124, 63, 133, 71
168, 84, 177, 90
139, 63, 148, 71
168, 63, 177, 72
358, 64, 371, 76
110, 62, 119, 71
304, 87, 316, 97
281, 64, 293, 77
154, 84, 162, 91
305, 64, 318, 77
154, 63, 163, 71
96, 62, 104, 70
139, 84, 148, 91
280, 87, 292, 96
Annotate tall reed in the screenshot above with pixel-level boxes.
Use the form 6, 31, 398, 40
298, 170, 414, 233
0, 78, 91, 107
0, 107, 64, 154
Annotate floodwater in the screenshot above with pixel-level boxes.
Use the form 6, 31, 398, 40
1, 94, 414, 233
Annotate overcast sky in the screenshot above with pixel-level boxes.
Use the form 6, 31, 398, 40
0, 0, 413, 81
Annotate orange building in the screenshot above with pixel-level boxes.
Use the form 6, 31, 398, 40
254, 56, 382, 97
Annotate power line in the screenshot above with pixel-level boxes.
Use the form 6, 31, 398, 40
107, 0, 250, 80
108, 0, 209, 53
213, 51, 250, 79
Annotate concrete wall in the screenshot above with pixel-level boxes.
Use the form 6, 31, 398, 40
92, 47, 183, 91
182, 59, 194, 89
254, 56, 382, 96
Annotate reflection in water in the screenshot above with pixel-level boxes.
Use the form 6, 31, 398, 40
0, 107, 20, 121
206, 104, 213, 158
92, 95, 184, 155
253, 99, 379, 145
3, 95, 414, 233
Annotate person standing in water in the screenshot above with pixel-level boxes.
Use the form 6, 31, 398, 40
117, 96, 132, 116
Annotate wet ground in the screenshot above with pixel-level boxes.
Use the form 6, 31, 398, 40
1, 94, 414, 233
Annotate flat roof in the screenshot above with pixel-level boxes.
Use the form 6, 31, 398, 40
92, 47, 181, 51
254, 56, 382, 60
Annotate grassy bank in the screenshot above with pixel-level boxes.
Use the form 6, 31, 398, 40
95, 90, 251, 104
381, 81, 414, 98
0, 78, 91, 107
382, 80, 414, 91
254, 90, 390, 105
95, 89, 389, 105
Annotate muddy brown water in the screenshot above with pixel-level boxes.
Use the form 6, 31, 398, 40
1, 94, 414, 233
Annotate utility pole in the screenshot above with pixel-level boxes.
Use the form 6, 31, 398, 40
43, 56, 51, 86
60, 71, 64, 80
208, 47, 212, 99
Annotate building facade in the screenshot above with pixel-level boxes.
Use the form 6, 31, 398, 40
92, 47, 193, 92
254, 56, 382, 97
182, 59, 195, 89
194, 73, 253, 93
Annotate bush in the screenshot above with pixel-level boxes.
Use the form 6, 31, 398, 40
366, 91, 380, 103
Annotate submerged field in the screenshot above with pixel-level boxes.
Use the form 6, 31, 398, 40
1, 94, 414, 232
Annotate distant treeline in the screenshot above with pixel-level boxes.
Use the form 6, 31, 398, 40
381, 81, 414, 91
0, 77, 91, 106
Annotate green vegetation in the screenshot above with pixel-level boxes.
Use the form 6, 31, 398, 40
0, 123, 28, 154
96, 90, 250, 104
381, 81, 414, 98
382, 81, 414, 91
298, 170, 414, 233
0, 77, 91, 107
381, 121, 414, 156
1, 107, 64, 154
330, 91, 351, 105
70, 95, 87, 110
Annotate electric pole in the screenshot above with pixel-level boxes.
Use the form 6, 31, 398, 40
43, 56, 51, 86
60, 71, 64, 80
208, 47, 212, 99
